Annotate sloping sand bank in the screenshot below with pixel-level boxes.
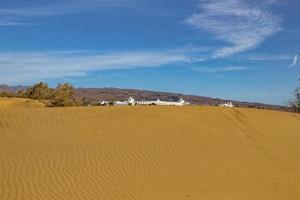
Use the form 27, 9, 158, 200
0, 102, 300, 199
0, 98, 44, 108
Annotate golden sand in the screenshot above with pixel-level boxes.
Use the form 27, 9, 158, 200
0, 99, 300, 199
0, 98, 44, 108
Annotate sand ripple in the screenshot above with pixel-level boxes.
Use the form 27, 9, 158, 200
0, 103, 300, 199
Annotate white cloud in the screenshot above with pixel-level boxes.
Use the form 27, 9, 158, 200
193, 66, 248, 73
245, 54, 292, 61
185, 0, 282, 58
0, 50, 191, 84
290, 54, 298, 67
0, 0, 137, 26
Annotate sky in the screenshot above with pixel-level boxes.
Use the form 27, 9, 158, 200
0, 0, 299, 105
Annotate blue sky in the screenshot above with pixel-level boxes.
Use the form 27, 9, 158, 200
0, 0, 299, 105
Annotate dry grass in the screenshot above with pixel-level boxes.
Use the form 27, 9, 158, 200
0, 98, 300, 199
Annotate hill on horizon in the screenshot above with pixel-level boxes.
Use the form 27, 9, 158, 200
0, 84, 287, 111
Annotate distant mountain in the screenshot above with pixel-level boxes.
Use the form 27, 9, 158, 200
0, 85, 287, 111
0, 84, 28, 93
75, 87, 287, 111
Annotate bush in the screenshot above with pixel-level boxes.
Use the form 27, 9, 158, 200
50, 83, 75, 107
1, 82, 81, 107
289, 87, 300, 113
25, 82, 52, 100
17, 89, 27, 98
0, 91, 16, 98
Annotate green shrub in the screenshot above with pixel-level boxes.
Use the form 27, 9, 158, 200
25, 82, 52, 100
50, 83, 75, 107
289, 87, 300, 113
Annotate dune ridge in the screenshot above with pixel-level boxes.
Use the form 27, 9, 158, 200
0, 99, 300, 199
0, 98, 44, 108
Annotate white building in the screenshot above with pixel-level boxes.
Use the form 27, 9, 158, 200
112, 97, 190, 106
134, 100, 156, 105
219, 102, 234, 108
99, 101, 110, 106
128, 97, 136, 105
153, 98, 189, 106
115, 101, 129, 106
114, 97, 136, 106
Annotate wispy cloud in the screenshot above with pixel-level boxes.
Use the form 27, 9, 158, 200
193, 66, 248, 73
0, 50, 192, 84
245, 54, 292, 61
185, 0, 282, 58
290, 54, 298, 67
0, 0, 137, 26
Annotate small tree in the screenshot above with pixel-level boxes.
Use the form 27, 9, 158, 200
17, 89, 27, 98
81, 97, 91, 106
25, 82, 52, 100
51, 83, 75, 107
289, 87, 300, 113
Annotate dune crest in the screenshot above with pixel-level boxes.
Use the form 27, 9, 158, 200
0, 98, 44, 108
0, 101, 300, 199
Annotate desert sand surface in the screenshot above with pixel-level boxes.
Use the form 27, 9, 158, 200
1, 98, 300, 200
0, 98, 44, 108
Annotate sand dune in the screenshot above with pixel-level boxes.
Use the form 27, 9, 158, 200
0, 98, 44, 108
0, 99, 300, 199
